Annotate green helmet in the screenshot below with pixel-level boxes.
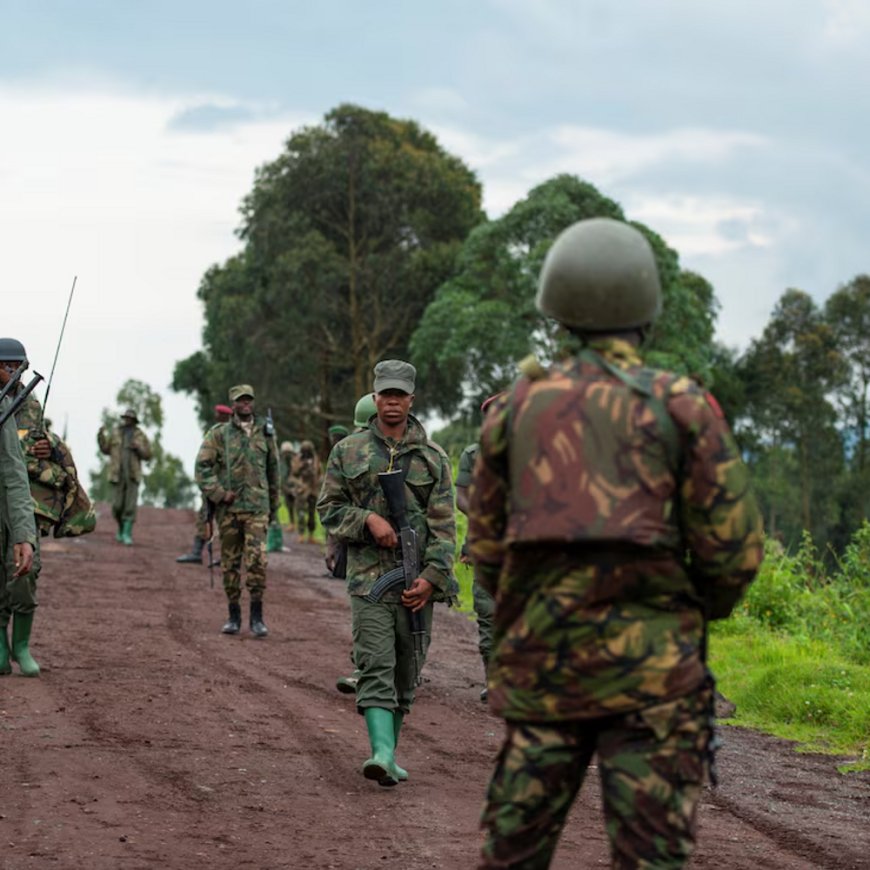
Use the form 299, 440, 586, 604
0, 337, 28, 365
536, 218, 661, 331
353, 393, 377, 428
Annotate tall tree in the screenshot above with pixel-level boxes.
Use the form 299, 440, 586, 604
409, 175, 720, 420
173, 104, 483, 448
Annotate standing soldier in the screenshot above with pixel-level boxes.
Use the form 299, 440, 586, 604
98, 408, 152, 545
469, 218, 763, 869
177, 403, 233, 564
292, 440, 322, 544
317, 360, 456, 787
196, 385, 279, 637
279, 441, 297, 532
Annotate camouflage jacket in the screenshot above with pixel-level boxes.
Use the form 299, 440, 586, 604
0, 397, 37, 548
16, 395, 95, 537
468, 338, 763, 722
455, 443, 478, 490
97, 423, 152, 483
195, 415, 279, 519
291, 450, 322, 500
316, 414, 456, 601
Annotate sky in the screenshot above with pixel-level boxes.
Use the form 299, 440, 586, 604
2, 0, 869, 482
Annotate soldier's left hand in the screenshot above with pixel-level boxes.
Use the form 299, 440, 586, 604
12, 542, 34, 577
401, 577, 433, 612
31, 438, 52, 460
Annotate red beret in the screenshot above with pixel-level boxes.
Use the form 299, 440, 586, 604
214, 404, 233, 415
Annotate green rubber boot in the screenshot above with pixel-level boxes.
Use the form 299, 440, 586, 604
0, 622, 10, 676
393, 711, 408, 782
362, 707, 399, 787
11, 612, 40, 677
115, 521, 124, 543
121, 519, 134, 546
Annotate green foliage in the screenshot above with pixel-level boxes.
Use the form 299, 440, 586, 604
173, 103, 483, 451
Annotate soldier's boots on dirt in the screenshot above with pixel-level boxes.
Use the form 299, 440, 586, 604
250, 600, 268, 638
120, 519, 134, 546
0, 623, 11, 676
115, 522, 124, 543
221, 602, 242, 635
336, 671, 359, 694
362, 707, 400, 787
393, 710, 408, 782
11, 612, 39, 677
176, 536, 205, 564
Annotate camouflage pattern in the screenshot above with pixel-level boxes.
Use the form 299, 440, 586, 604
291, 441, 322, 535
317, 414, 456, 601
97, 421, 152, 483
195, 416, 279, 519
479, 690, 711, 870
217, 512, 268, 603
15, 395, 95, 538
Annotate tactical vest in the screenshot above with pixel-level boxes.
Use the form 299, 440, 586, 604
504, 349, 683, 551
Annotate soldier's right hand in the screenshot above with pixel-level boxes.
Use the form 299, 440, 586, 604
12, 542, 34, 578
365, 513, 398, 549
223, 491, 237, 505
31, 438, 52, 460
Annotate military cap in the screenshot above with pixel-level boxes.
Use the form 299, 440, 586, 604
121, 408, 138, 422
328, 424, 350, 437
228, 384, 255, 402
279, 440, 295, 454
373, 360, 416, 394
214, 403, 233, 415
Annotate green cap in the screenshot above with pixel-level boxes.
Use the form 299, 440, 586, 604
121, 408, 138, 422
328, 424, 350, 437
373, 359, 415, 394
228, 384, 255, 402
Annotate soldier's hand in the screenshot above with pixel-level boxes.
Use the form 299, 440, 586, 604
365, 513, 398, 549
402, 577, 433, 612
12, 542, 34, 578
223, 491, 236, 505
32, 438, 52, 460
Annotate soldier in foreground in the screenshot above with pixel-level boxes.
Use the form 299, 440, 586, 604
317, 361, 455, 786
196, 385, 279, 637
0, 338, 95, 676
469, 218, 763, 868
176, 403, 233, 564
98, 408, 152, 545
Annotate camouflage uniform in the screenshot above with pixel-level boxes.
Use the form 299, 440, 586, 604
0, 395, 39, 675
317, 413, 456, 715
469, 338, 763, 869
280, 446, 297, 529
292, 441, 322, 538
456, 443, 494, 675
195, 414, 279, 606
97, 417, 151, 526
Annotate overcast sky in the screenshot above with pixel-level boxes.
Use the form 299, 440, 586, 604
3, 0, 869, 481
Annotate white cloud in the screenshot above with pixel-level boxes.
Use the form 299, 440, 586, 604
822, 0, 870, 46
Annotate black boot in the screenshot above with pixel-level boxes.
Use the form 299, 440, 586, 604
221, 602, 241, 635
250, 600, 268, 638
176, 536, 205, 564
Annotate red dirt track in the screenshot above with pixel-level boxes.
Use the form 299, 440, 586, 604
1, 505, 868, 869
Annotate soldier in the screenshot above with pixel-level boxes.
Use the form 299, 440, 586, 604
176, 403, 233, 564
97, 407, 152, 545
195, 385, 279, 637
279, 441, 297, 531
317, 360, 456, 786
328, 424, 350, 447
292, 439, 322, 544
469, 218, 764, 869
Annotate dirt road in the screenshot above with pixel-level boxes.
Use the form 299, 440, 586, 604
1, 506, 867, 869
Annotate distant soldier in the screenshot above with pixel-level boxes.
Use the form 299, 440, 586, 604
292, 440, 322, 544
279, 441, 297, 531
195, 385, 279, 637
318, 360, 456, 787
328, 424, 350, 448
176, 403, 233, 564
470, 218, 764, 868
98, 408, 152, 545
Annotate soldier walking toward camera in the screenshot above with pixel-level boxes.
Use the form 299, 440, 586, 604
196, 385, 279, 637
98, 408, 152, 545
469, 218, 763, 869
292, 440, 322, 544
317, 361, 456, 787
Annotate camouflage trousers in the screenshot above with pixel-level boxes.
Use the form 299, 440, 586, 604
0, 532, 42, 619
110, 478, 140, 523
194, 498, 209, 540
480, 690, 711, 869
218, 511, 268, 604
298, 494, 317, 535
350, 596, 433, 715
473, 581, 494, 669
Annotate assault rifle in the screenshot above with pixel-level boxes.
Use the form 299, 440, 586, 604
0, 368, 45, 430
364, 469, 425, 686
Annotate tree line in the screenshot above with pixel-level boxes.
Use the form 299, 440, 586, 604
171, 102, 870, 556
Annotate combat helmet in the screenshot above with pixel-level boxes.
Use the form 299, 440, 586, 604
353, 393, 377, 428
536, 218, 661, 331
0, 337, 28, 366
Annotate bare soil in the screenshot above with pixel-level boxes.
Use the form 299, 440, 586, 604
1, 505, 867, 869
